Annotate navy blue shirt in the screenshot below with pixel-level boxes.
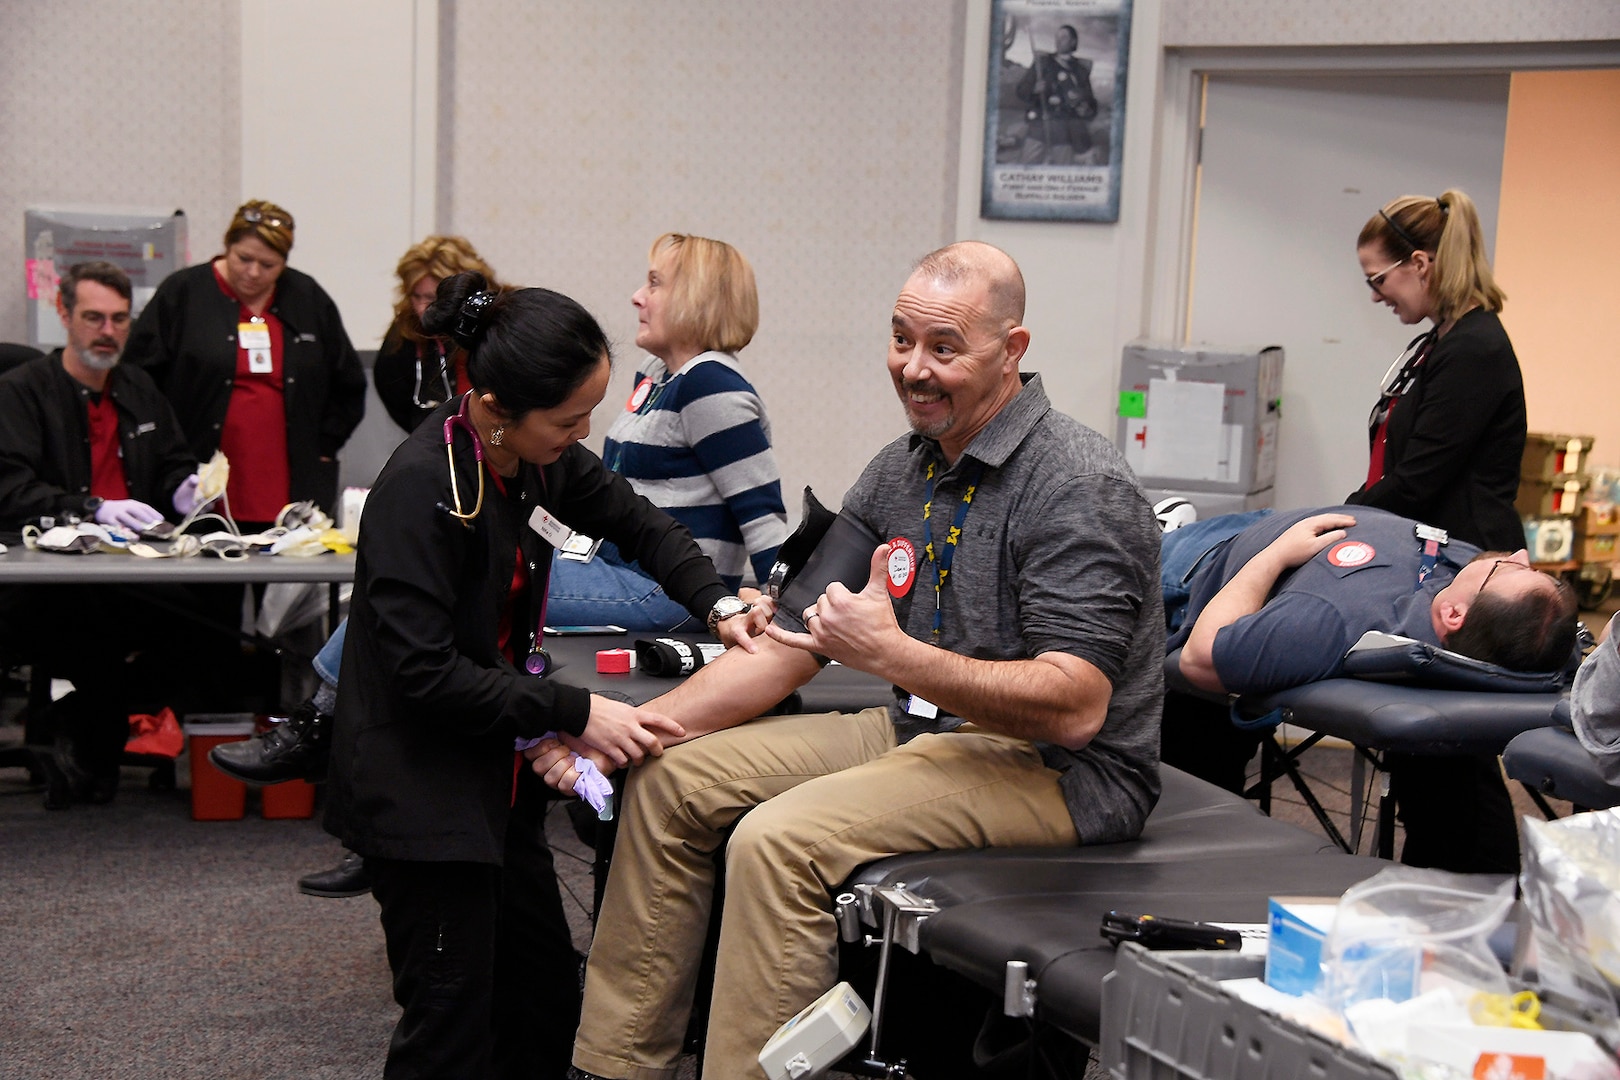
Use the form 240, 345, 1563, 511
1178, 506, 1479, 694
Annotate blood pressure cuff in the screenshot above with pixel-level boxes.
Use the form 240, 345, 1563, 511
765, 487, 840, 599
771, 509, 882, 636
635, 637, 719, 678
1338, 634, 1571, 693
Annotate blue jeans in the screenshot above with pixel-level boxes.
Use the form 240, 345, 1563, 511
1159, 510, 1272, 633
313, 618, 347, 686
545, 553, 704, 633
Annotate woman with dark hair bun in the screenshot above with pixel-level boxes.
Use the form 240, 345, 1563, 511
322, 272, 761, 1078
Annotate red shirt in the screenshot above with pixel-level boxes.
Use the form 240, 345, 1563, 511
86, 392, 130, 501
213, 264, 291, 522
453, 350, 471, 398
1366, 403, 1394, 488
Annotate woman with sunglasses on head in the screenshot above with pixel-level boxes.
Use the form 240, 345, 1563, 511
1347, 189, 1526, 553
373, 235, 502, 434
126, 199, 367, 525
322, 273, 759, 1079
1348, 190, 1531, 875
544, 232, 787, 631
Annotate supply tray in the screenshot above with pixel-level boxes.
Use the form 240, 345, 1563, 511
1098, 944, 1396, 1080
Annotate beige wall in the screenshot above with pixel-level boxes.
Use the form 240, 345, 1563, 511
4, 1, 1618, 505
447, 1, 965, 506
1496, 68, 1620, 471
1162, 0, 1620, 46
0, 0, 240, 338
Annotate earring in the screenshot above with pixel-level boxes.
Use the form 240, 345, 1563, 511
490, 426, 505, 447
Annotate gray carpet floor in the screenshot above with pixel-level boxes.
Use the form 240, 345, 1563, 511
0, 703, 1581, 1079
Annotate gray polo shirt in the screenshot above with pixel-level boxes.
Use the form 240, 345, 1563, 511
842, 373, 1163, 844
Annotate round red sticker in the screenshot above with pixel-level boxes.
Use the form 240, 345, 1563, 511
1327, 540, 1376, 568
886, 537, 916, 597
626, 378, 652, 412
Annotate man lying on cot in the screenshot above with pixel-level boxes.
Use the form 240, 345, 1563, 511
1165, 505, 1577, 875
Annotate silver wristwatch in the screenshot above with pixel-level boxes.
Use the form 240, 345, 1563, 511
706, 595, 753, 636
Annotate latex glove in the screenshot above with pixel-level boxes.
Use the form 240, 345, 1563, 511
571, 757, 614, 816
94, 499, 165, 533
172, 473, 204, 517
516, 733, 615, 817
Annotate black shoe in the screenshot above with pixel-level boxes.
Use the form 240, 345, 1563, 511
209, 700, 331, 786
564, 1068, 616, 1080
31, 737, 97, 810
31, 745, 75, 810
297, 851, 371, 898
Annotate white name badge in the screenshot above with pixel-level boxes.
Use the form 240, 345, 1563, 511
238, 322, 271, 350
247, 348, 273, 374
527, 506, 575, 549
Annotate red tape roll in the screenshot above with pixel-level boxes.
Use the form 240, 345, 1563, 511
596, 648, 632, 674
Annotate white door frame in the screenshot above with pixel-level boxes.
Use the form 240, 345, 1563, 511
1143, 41, 1620, 344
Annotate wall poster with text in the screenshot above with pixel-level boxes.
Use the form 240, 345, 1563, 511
981, 0, 1133, 222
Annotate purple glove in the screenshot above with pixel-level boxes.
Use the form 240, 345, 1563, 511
94, 498, 165, 533
572, 757, 614, 818
515, 733, 615, 818
172, 473, 203, 517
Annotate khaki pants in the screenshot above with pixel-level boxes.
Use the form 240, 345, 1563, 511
573, 707, 1078, 1080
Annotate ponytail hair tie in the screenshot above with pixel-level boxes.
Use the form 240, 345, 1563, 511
1435, 196, 1450, 216
453, 290, 498, 347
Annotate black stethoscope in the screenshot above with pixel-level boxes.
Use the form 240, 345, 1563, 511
411, 340, 454, 410
1368, 334, 1433, 431
438, 391, 485, 527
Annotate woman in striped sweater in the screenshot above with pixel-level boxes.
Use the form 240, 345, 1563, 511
546, 233, 787, 631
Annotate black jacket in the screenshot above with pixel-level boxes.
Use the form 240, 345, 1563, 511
323, 402, 729, 864
1347, 308, 1527, 551
373, 333, 455, 434
0, 352, 196, 527
124, 261, 368, 514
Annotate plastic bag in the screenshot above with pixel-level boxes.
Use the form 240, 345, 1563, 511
1520, 810, 1620, 1022
125, 707, 184, 758
1319, 866, 1516, 1013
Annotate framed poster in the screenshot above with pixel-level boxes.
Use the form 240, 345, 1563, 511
981, 0, 1133, 222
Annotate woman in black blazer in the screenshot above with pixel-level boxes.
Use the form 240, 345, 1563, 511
1348, 189, 1531, 878
323, 273, 756, 1079
1347, 188, 1526, 552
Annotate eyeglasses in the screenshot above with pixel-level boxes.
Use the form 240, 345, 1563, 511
240, 207, 294, 230
76, 311, 130, 329
1364, 255, 1407, 292
1477, 558, 1560, 595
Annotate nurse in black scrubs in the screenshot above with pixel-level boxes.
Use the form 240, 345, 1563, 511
322, 272, 757, 1078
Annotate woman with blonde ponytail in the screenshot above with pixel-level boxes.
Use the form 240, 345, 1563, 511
1349, 188, 1530, 878
1349, 188, 1525, 552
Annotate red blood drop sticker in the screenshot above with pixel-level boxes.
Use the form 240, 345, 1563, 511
626, 377, 652, 411
887, 537, 916, 597
1327, 540, 1376, 568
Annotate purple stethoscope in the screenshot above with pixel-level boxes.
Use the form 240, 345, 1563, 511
438, 391, 553, 678
438, 391, 486, 528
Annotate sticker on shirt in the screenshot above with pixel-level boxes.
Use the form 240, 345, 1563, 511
527, 506, 574, 549
886, 537, 917, 598
1326, 540, 1376, 568
625, 377, 653, 412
